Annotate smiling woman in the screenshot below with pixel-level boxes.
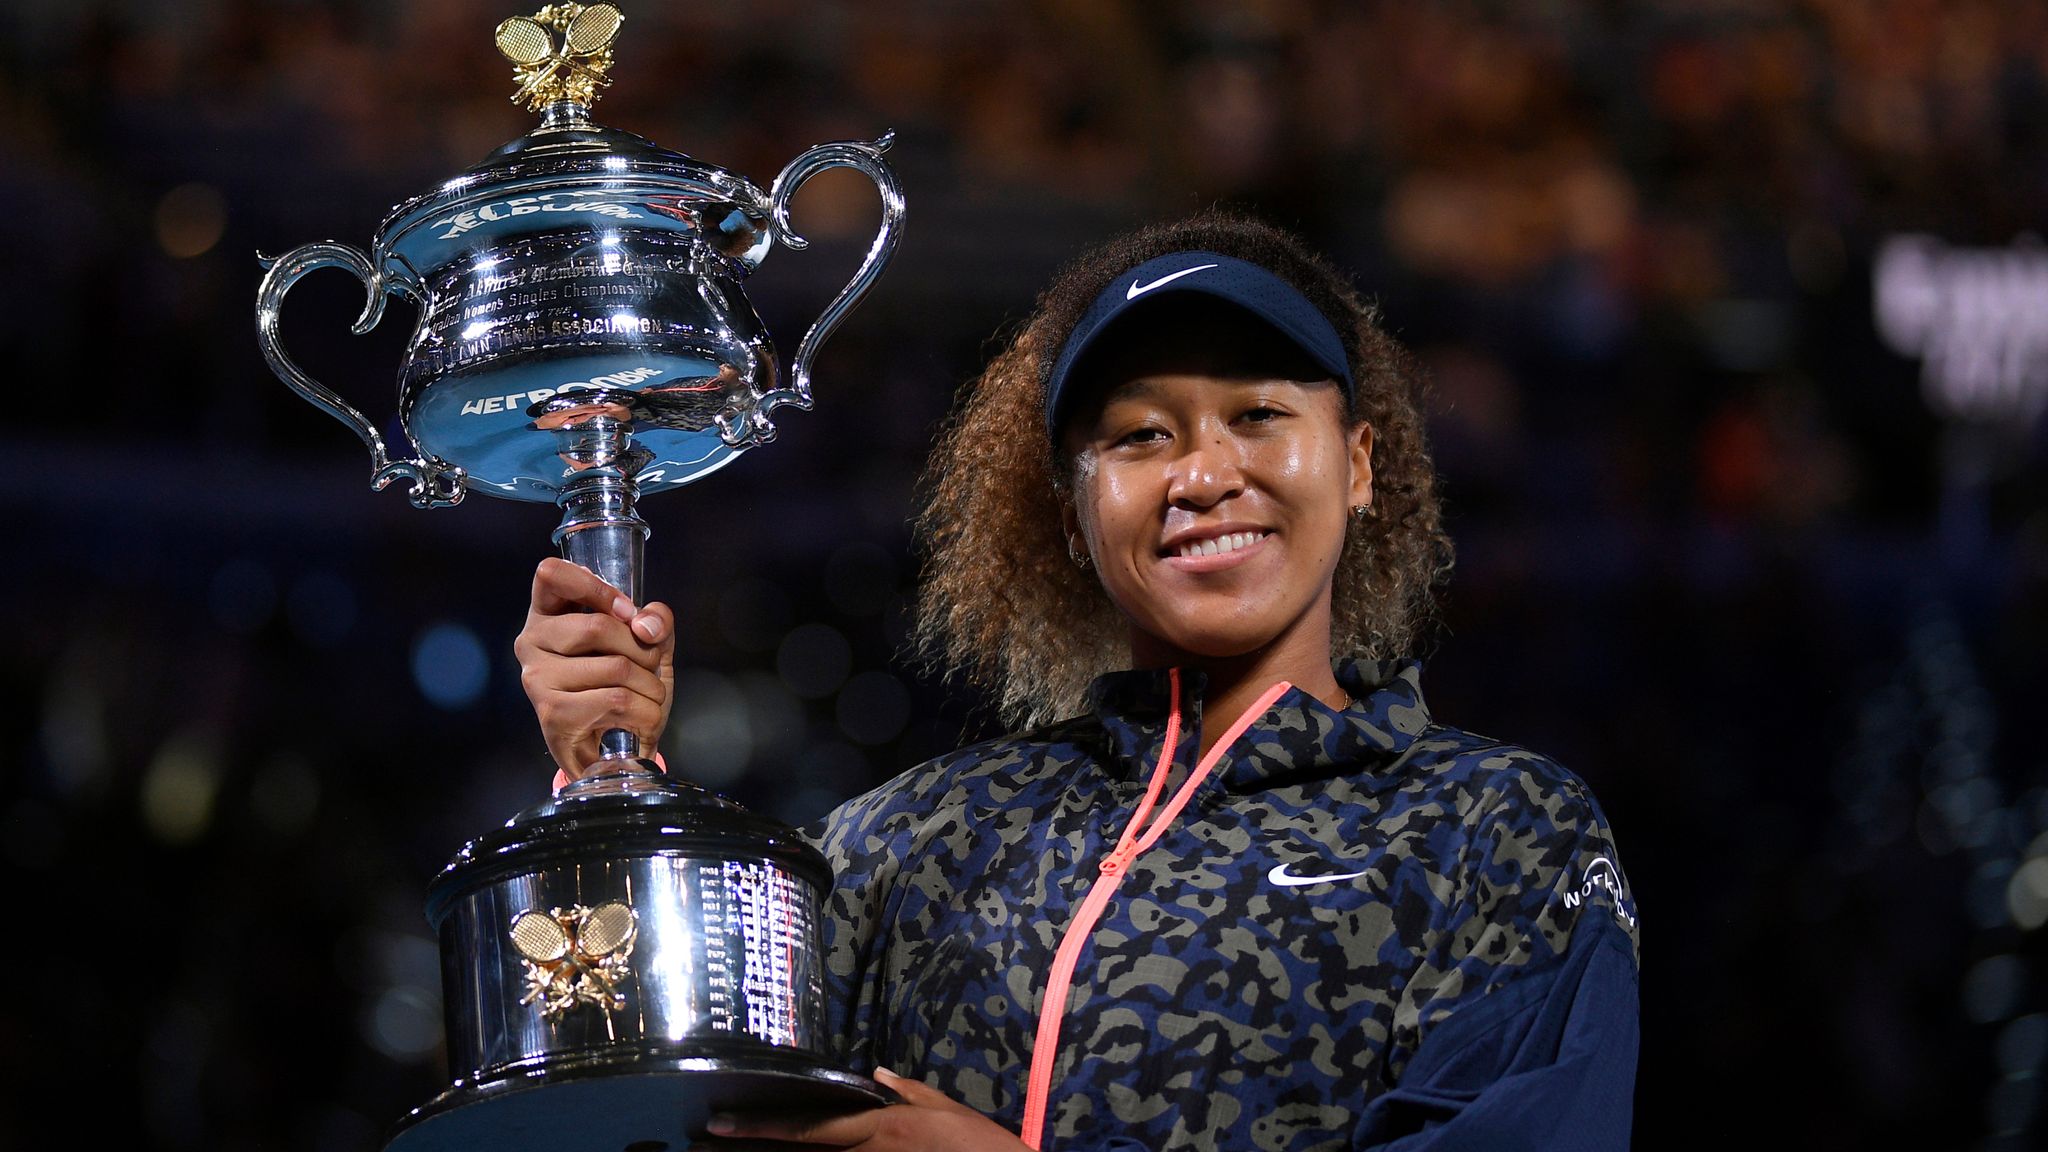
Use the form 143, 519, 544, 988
915, 221, 1451, 733
515, 211, 1640, 1151
1055, 298, 1374, 730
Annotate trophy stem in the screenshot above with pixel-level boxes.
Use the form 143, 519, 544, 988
556, 469, 646, 609
541, 402, 659, 780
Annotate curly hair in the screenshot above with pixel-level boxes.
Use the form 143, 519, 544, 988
912, 211, 1453, 728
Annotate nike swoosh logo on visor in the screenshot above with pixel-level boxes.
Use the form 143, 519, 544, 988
1127, 264, 1218, 299
1267, 862, 1370, 887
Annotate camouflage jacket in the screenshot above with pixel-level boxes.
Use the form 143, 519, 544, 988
808, 659, 1640, 1151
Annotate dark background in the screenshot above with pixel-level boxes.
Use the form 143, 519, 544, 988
3, 1, 2046, 1148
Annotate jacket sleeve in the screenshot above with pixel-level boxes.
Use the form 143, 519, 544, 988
803, 780, 909, 1072
1356, 913, 1638, 1151
803, 752, 962, 1072
1354, 766, 1641, 1151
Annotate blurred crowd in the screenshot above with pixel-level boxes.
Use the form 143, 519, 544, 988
2, 1, 2045, 1149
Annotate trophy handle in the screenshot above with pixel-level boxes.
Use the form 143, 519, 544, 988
757, 131, 907, 425
255, 242, 467, 509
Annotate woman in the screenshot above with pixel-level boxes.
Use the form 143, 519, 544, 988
516, 213, 1639, 1151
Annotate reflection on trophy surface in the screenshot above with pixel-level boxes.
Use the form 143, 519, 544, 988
253, 4, 906, 1148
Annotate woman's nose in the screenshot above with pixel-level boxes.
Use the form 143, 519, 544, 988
1166, 437, 1247, 508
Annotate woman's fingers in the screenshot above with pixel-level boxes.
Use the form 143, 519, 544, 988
529, 555, 637, 618
522, 610, 666, 672
871, 1068, 979, 1114
521, 650, 666, 706
535, 686, 669, 776
517, 558, 681, 779
519, 567, 672, 676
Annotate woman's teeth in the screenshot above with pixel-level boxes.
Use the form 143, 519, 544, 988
1177, 531, 1266, 559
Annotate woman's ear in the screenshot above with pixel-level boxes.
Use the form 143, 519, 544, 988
1057, 492, 1099, 572
1348, 421, 1376, 510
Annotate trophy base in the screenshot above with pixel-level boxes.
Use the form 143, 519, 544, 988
384, 1044, 896, 1152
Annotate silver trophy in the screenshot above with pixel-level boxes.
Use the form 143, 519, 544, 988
254, 6, 905, 1148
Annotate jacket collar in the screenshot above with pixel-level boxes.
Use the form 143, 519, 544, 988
1083, 657, 1431, 792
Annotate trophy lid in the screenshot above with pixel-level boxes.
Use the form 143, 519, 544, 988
371, 3, 773, 286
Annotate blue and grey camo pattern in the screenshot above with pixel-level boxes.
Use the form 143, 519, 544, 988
805, 659, 1639, 1151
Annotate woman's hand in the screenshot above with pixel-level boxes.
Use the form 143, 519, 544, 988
700, 1068, 1030, 1151
513, 557, 676, 779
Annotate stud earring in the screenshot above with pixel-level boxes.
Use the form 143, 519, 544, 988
1068, 538, 1093, 570
1351, 503, 1373, 520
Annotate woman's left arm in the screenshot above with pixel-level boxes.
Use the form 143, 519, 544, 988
1357, 912, 1639, 1150
1355, 770, 1642, 1151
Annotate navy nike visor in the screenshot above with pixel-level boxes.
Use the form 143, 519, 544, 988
1043, 250, 1355, 444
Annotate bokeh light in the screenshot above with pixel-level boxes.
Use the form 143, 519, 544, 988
411, 621, 490, 710
38, 650, 110, 799
366, 985, 442, 1063
1964, 955, 2028, 1025
1997, 1015, 2048, 1077
667, 668, 752, 785
141, 728, 224, 845
738, 670, 806, 762
2006, 858, 2048, 932
155, 182, 227, 258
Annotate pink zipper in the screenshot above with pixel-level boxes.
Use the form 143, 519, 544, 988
1017, 672, 1294, 1149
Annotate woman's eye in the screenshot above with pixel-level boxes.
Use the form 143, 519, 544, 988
1115, 426, 1165, 446
1241, 405, 1285, 423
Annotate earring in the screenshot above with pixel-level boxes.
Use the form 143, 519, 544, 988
1068, 537, 1093, 570
1351, 503, 1373, 520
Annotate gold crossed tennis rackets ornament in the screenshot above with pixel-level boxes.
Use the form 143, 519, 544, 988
509, 901, 639, 1020
495, 3, 625, 112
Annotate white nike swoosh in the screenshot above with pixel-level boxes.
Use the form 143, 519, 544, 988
1267, 862, 1370, 887
1127, 264, 1218, 300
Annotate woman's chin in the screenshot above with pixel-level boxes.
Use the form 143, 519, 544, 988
1132, 624, 1288, 665
1124, 594, 1338, 669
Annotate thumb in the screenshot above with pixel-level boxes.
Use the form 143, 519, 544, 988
632, 601, 676, 647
